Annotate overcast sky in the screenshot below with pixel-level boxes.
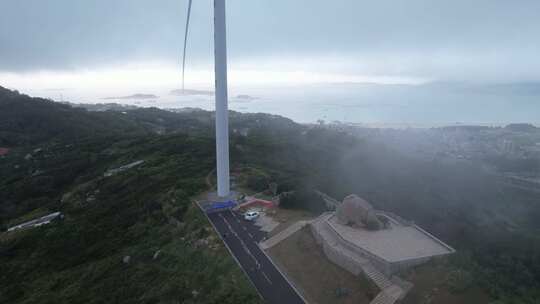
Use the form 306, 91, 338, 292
1, 0, 540, 88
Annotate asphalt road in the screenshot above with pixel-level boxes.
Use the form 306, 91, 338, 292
207, 210, 305, 304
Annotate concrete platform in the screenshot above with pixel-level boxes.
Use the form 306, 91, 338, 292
327, 215, 454, 263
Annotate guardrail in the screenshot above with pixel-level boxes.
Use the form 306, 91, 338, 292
412, 224, 456, 253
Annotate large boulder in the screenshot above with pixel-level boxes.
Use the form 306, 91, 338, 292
336, 194, 382, 230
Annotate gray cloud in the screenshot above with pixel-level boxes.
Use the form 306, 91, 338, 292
1, 0, 540, 82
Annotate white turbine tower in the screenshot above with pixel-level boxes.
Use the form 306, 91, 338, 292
182, 0, 230, 198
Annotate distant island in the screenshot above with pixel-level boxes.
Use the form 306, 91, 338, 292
505, 123, 538, 132
235, 94, 258, 101
103, 94, 159, 100
170, 89, 214, 96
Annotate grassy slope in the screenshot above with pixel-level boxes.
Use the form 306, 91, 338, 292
268, 227, 376, 304
402, 262, 490, 304
0, 134, 261, 303
0, 88, 261, 303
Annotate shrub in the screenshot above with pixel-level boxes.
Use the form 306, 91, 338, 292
279, 188, 326, 214
446, 269, 474, 293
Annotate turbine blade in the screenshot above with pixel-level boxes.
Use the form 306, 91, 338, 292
181, 0, 193, 93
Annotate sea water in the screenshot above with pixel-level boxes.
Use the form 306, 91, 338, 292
24, 82, 540, 127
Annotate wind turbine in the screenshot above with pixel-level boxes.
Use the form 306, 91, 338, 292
182, 0, 230, 198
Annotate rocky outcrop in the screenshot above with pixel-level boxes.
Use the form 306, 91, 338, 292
336, 194, 383, 230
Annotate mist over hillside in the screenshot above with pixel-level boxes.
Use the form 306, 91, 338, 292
1, 86, 540, 302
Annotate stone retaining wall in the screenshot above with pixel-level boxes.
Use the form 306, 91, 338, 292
310, 215, 409, 304
310, 214, 366, 276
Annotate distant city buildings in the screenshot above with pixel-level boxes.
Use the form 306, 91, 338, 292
311, 122, 540, 193
316, 122, 540, 166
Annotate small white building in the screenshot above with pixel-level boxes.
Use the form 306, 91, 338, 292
7, 212, 63, 232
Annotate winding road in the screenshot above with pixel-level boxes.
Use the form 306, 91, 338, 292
206, 209, 305, 304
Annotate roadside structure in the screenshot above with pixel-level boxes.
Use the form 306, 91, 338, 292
7, 212, 63, 232
104, 160, 144, 177
236, 197, 275, 212
0, 147, 10, 156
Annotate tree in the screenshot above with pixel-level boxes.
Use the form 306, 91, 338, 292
246, 173, 268, 192
278, 188, 327, 214
268, 182, 278, 196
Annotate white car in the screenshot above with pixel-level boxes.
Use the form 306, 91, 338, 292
244, 211, 260, 221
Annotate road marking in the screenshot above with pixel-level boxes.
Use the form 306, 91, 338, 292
205, 210, 306, 303
262, 271, 273, 285
196, 207, 264, 302
220, 213, 261, 270
231, 211, 242, 223
248, 232, 254, 239
243, 226, 247, 231
258, 243, 308, 304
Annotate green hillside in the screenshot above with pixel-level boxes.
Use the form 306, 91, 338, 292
0, 88, 261, 304
2, 86, 540, 303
